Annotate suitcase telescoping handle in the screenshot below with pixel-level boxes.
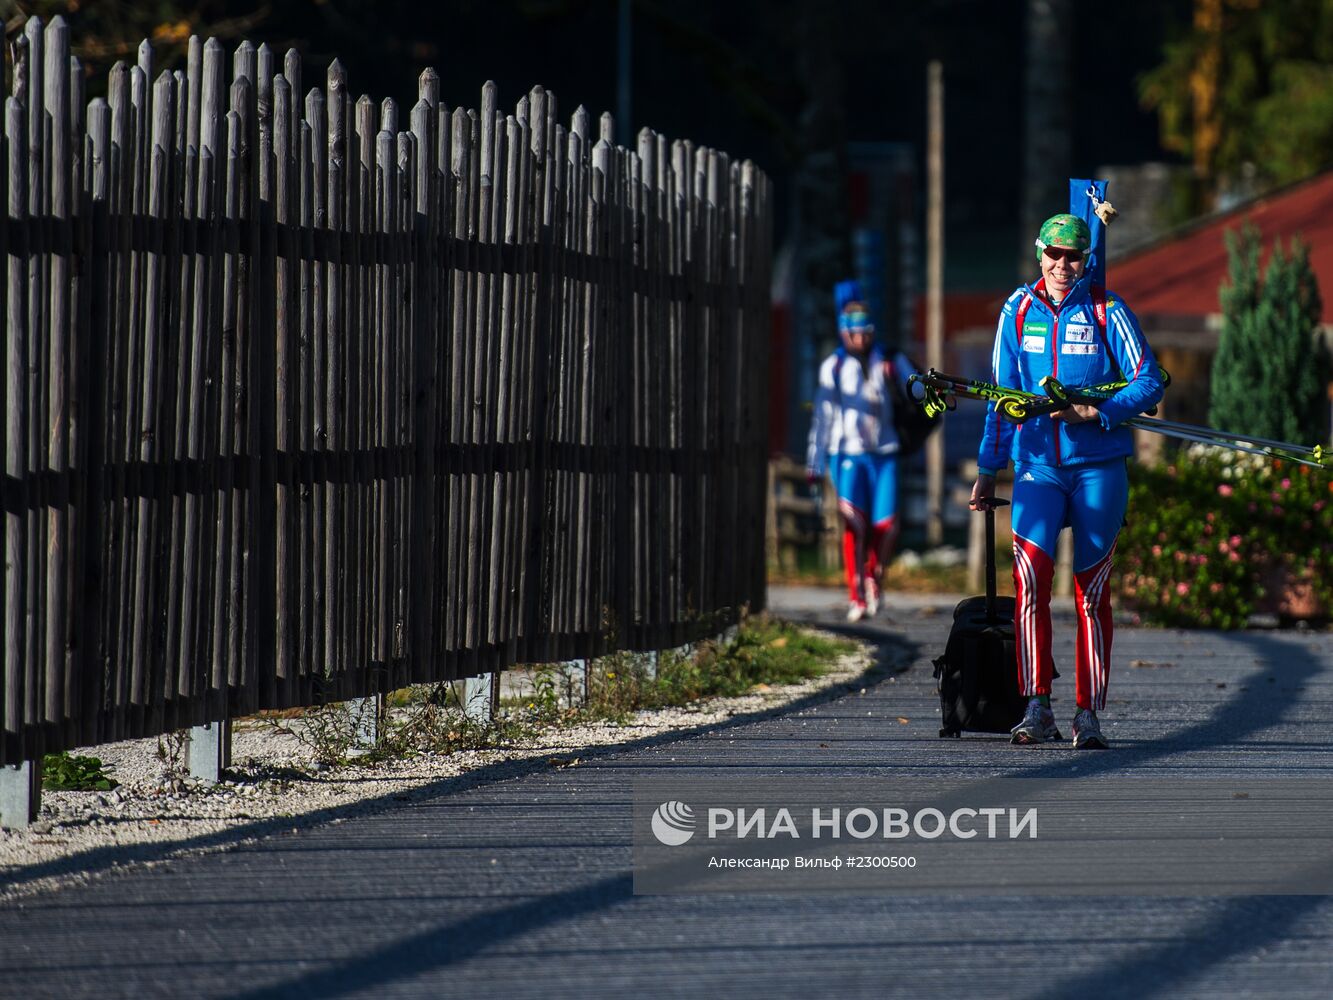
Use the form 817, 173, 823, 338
980, 497, 1010, 623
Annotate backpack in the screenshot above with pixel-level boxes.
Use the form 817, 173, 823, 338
834, 349, 940, 458
885, 353, 939, 457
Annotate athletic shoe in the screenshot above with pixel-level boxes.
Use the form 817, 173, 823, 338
1071, 708, 1109, 749
1010, 699, 1059, 745
847, 601, 866, 623
865, 578, 880, 617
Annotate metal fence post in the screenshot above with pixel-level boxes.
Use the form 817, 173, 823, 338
0, 760, 43, 829
187, 720, 232, 784
462, 673, 497, 722
347, 695, 383, 755
563, 659, 588, 706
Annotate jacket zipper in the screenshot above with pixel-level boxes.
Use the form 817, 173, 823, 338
1041, 282, 1063, 467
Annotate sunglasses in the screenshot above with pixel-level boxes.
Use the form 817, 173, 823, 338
1042, 246, 1087, 264
839, 311, 873, 334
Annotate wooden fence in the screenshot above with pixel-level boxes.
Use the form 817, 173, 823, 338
0, 18, 772, 765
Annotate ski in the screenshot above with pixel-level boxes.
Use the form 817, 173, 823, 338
909, 367, 1171, 422
908, 368, 1330, 469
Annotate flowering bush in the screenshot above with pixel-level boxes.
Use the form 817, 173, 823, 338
1116, 447, 1333, 628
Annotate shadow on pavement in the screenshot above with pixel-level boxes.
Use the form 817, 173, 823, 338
0, 632, 915, 898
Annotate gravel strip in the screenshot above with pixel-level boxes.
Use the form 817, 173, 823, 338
0, 630, 883, 902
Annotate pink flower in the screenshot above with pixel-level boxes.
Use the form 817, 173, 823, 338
1176, 582, 1190, 595
1210, 582, 1223, 593
1229, 551, 1241, 562
1152, 545, 1162, 557
1175, 550, 1188, 562
1281, 478, 1291, 490
1217, 484, 1234, 497
1229, 535, 1242, 548
1218, 541, 1229, 553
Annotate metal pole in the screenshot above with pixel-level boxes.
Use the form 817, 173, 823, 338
925, 61, 945, 546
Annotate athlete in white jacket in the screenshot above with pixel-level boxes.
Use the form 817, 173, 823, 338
807, 297, 915, 621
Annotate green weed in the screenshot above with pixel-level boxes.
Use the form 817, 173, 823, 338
43, 751, 118, 791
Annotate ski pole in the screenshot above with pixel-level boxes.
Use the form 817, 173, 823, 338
1124, 415, 1326, 459
1037, 376, 1327, 466
1120, 417, 1329, 469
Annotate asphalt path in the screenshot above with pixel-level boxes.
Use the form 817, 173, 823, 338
2, 584, 1332, 999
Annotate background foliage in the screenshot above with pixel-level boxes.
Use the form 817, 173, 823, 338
1208, 225, 1331, 444
1117, 449, 1333, 628
1139, 0, 1333, 194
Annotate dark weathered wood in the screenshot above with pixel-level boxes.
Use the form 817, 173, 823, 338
296, 117, 314, 707
408, 96, 435, 680
5, 97, 29, 761
102, 62, 129, 740
391, 129, 412, 692
155, 71, 185, 735
24, 17, 47, 746
521, 90, 552, 663
326, 62, 347, 694
305, 86, 328, 697
560, 125, 587, 656
43, 17, 72, 738
211, 97, 241, 715
252, 45, 276, 711
0, 28, 772, 763
445, 106, 471, 665
437, 98, 458, 674
76, 94, 110, 748
272, 73, 295, 707
373, 127, 393, 688
350, 94, 373, 694
129, 75, 173, 737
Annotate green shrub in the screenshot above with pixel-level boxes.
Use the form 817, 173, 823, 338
1209, 226, 1330, 444
1117, 449, 1333, 628
585, 615, 857, 717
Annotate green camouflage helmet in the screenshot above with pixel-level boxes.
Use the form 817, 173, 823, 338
1034, 213, 1091, 262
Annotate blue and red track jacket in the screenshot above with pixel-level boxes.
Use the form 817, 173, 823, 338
977, 276, 1165, 473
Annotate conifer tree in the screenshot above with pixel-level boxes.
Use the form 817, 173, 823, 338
1209, 226, 1331, 444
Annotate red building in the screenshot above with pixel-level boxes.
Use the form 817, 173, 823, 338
1111, 171, 1333, 430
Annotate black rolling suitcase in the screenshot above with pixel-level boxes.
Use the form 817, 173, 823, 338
933, 499, 1046, 738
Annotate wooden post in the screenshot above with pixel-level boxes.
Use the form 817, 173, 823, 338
925, 60, 945, 547
4, 96, 29, 764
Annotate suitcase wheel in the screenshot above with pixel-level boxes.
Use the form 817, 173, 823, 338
939, 727, 961, 738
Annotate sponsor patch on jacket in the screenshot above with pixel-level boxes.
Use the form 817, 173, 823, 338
1022, 335, 1046, 353
1065, 323, 1095, 343
1061, 342, 1099, 355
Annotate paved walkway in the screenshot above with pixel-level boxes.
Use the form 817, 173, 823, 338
2, 586, 1332, 999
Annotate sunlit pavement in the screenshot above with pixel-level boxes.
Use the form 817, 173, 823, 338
1, 584, 1331, 999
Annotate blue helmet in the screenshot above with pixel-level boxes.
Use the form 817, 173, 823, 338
834, 279, 863, 315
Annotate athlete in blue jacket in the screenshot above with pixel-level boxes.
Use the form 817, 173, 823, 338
808, 290, 916, 622
969, 214, 1164, 749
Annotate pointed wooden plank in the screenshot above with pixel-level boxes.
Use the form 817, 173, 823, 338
4, 97, 30, 762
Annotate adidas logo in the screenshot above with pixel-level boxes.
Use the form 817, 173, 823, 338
1020, 472, 1035, 482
